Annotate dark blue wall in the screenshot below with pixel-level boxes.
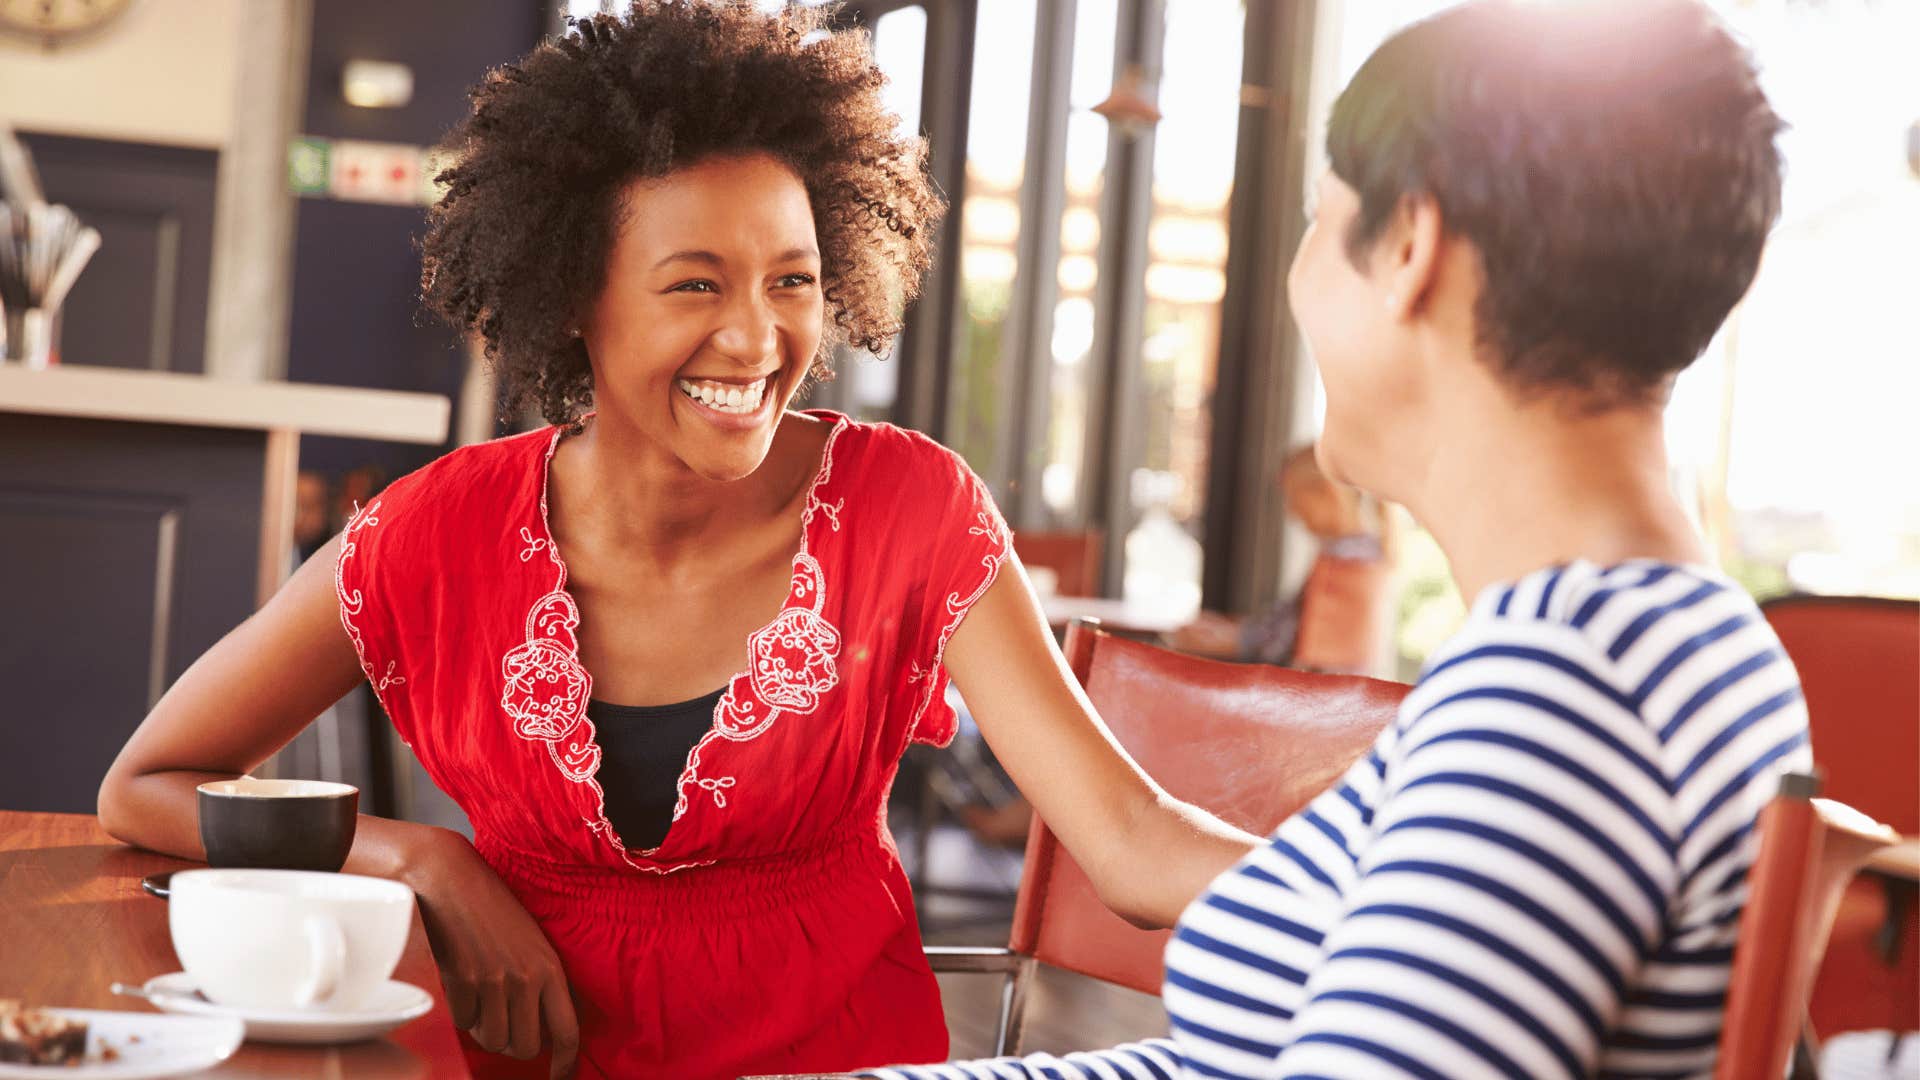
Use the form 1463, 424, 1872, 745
287, 0, 546, 479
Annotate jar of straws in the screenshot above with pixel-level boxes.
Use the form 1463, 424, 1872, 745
0, 201, 101, 369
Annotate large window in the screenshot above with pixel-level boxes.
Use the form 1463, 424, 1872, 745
569, 0, 1259, 605
1673, 0, 1920, 602
949, 0, 1249, 611
1122, 0, 1245, 615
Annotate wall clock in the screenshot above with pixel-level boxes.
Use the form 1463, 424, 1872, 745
0, 0, 137, 48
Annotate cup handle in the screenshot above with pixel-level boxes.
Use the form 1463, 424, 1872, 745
296, 915, 347, 1008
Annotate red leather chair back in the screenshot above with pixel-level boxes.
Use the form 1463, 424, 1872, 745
1761, 595, 1919, 1038
1009, 620, 1410, 994
1012, 531, 1104, 598
1761, 595, 1918, 834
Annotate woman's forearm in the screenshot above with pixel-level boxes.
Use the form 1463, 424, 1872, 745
97, 767, 448, 888
1098, 790, 1258, 929
945, 570, 1262, 930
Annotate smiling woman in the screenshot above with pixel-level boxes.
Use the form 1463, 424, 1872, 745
93, 4, 1258, 1080
418, 3, 941, 430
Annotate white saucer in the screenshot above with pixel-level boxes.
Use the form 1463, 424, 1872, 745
0, 1008, 243, 1079
138, 973, 433, 1045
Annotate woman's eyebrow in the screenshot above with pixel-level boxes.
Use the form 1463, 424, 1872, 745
651, 250, 724, 271
649, 246, 819, 271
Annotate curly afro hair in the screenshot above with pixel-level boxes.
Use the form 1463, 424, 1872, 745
420, 0, 946, 427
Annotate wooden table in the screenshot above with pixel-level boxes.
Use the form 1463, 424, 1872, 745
0, 811, 468, 1078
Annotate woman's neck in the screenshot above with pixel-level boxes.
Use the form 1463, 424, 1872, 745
555, 410, 811, 562
1403, 377, 1708, 603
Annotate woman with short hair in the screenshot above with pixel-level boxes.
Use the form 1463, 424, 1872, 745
874, 1, 1809, 1076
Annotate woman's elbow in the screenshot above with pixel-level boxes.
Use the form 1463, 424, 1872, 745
96, 768, 142, 844
1093, 878, 1171, 931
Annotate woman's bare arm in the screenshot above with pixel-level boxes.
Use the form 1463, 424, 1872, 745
944, 558, 1259, 929
96, 535, 429, 880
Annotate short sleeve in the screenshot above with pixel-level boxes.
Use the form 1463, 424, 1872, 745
332, 495, 416, 747
892, 432, 1011, 747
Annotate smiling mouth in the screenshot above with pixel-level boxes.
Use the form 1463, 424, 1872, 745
675, 375, 769, 415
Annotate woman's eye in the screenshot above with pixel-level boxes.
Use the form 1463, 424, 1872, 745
670, 280, 717, 294
777, 273, 817, 288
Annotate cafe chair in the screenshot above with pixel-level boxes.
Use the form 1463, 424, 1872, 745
1762, 595, 1920, 1041
925, 618, 1410, 1055
1011, 530, 1105, 599
1715, 772, 1900, 1080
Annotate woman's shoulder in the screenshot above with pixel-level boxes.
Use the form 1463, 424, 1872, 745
808, 410, 980, 494
337, 426, 557, 583
1409, 558, 1802, 778
356, 426, 555, 522
1466, 559, 1768, 678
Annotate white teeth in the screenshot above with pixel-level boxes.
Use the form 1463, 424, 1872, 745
676, 376, 768, 415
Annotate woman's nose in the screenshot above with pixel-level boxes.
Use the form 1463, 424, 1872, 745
710, 293, 779, 364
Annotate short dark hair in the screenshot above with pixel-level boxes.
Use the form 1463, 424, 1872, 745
420, 0, 945, 427
1326, 0, 1784, 406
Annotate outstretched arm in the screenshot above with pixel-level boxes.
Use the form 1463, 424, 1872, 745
944, 557, 1259, 929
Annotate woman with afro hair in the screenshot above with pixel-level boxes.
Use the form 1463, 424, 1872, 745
97, 4, 1257, 1078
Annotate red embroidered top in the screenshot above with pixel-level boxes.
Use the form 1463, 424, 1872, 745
333, 412, 1010, 1079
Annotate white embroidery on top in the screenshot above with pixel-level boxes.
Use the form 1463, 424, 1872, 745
335, 500, 407, 695
907, 491, 1011, 744
517, 527, 551, 563
503, 418, 849, 873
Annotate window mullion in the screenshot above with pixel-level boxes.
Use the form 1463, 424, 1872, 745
991, 0, 1077, 522
1081, 0, 1164, 595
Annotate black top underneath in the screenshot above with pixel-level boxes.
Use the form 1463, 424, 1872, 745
588, 688, 725, 850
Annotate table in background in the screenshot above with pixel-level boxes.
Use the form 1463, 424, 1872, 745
1039, 594, 1194, 638
0, 811, 468, 1078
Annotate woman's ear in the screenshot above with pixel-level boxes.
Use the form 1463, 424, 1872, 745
1378, 192, 1444, 321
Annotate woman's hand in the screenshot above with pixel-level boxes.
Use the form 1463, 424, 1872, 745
405, 829, 580, 1079
1167, 610, 1247, 660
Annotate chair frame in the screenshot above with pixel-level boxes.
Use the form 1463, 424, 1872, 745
1716, 771, 1900, 1080
923, 617, 1407, 1055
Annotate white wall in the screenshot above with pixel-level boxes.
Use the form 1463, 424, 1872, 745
0, 0, 246, 149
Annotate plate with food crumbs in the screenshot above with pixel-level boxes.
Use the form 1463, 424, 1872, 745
0, 1002, 242, 1079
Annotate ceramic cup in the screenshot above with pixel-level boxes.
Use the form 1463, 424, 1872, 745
168, 868, 412, 1012
197, 778, 357, 872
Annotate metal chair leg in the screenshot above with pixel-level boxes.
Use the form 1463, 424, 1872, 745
992, 956, 1036, 1058
1789, 1017, 1822, 1080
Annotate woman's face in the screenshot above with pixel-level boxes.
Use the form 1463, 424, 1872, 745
583, 151, 825, 482
1286, 171, 1425, 498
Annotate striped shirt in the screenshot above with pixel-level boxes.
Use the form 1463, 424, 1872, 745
869, 560, 1811, 1080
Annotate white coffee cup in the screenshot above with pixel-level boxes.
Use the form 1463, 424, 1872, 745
168, 868, 413, 1012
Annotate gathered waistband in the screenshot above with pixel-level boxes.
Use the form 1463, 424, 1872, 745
474, 821, 899, 924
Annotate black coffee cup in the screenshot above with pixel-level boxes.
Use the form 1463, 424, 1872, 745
196, 778, 358, 872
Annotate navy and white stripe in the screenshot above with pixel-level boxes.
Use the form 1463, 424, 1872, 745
867, 560, 1810, 1079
